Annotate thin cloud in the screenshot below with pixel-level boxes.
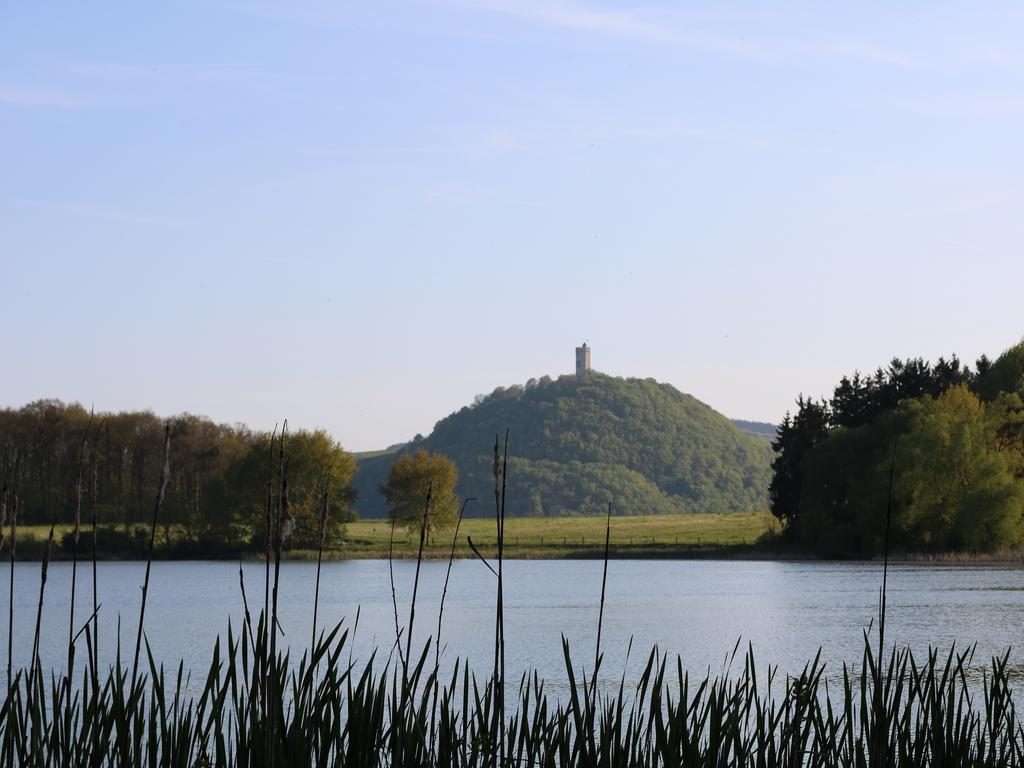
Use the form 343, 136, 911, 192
463, 0, 674, 40
821, 41, 925, 70
0, 85, 86, 109
59, 61, 155, 80
914, 92, 1024, 120
17, 199, 182, 227
452, 0, 779, 60
58, 58, 304, 87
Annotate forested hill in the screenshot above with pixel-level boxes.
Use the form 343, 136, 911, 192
731, 420, 777, 441
351, 373, 772, 519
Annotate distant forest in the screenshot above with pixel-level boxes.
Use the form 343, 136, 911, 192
731, 420, 776, 441
1, 370, 772, 559
9, 338, 1022, 560
771, 341, 1024, 556
0, 404, 355, 556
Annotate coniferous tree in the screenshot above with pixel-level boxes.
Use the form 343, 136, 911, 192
769, 397, 830, 528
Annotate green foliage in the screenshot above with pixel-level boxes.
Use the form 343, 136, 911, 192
0, 402, 357, 554
769, 397, 829, 528
771, 344, 1024, 556
987, 391, 1024, 478
353, 373, 772, 518
731, 419, 777, 441
770, 355, 977, 532
794, 414, 894, 557
502, 457, 683, 516
894, 386, 1024, 551
975, 340, 1024, 401
228, 429, 356, 549
381, 448, 459, 532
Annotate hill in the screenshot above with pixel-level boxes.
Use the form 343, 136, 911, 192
351, 373, 772, 519
731, 419, 777, 441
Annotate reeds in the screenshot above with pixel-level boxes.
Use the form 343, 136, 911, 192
3, 430, 1024, 767
2, 596, 1022, 767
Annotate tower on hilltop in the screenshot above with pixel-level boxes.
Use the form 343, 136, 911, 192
575, 343, 591, 378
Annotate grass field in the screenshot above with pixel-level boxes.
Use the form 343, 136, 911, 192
351, 447, 401, 460
9, 512, 777, 560
334, 511, 776, 559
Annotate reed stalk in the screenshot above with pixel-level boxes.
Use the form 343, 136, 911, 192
90, 420, 106, 698
488, 430, 509, 767
432, 496, 474, 761
0, 482, 7, 701
238, 561, 257, 655
436, 497, 474, 672
0, 484, 4, 656
311, 471, 330, 654
131, 423, 171, 694
7, 470, 18, 698
591, 500, 612, 707
263, 426, 277, 640
404, 483, 432, 688
872, 424, 900, 766
388, 518, 407, 669
266, 420, 289, 766
28, 524, 54, 694
260, 424, 276, 753
67, 411, 93, 693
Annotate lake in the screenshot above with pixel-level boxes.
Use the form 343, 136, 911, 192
3, 559, 1024, 696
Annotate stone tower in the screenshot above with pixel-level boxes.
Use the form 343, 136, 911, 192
575, 343, 591, 378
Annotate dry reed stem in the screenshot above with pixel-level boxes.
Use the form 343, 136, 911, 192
436, 497, 475, 671
28, 524, 54, 694
67, 409, 94, 692
591, 500, 612, 706
311, 470, 331, 654
266, 420, 288, 767
131, 423, 171, 696
404, 483, 432, 682
7, 462, 19, 698
388, 519, 407, 671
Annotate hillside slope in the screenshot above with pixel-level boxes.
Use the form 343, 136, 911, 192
732, 419, 777, 441
351, 373, 772, 518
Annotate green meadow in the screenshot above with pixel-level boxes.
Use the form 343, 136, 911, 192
10, 511, 775, 560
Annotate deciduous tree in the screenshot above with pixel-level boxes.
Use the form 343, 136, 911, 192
381, 449, 459, 534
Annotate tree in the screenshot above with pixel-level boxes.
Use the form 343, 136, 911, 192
769, 396, 830, 529
381, 449, 459, 534
975, 340, 1024, 401
226, 429, 356, 550
986, 391, 1024, 478
895, 386, 1024, 552
795, 415, 895, 557
795, 386, 1024, 556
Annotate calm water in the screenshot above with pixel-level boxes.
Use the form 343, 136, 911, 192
3, 559, 1024, 695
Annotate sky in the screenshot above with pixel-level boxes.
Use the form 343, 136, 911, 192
2, 2, 1023, 452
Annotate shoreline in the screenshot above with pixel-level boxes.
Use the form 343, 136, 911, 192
9, 547, 1024, 566
8, 513, 1024, 565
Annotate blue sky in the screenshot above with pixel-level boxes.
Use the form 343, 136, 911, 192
2, 2, 1023, 451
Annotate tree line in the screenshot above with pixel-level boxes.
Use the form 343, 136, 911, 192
0, 401, 356, 556
770, 342, 1024, 556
